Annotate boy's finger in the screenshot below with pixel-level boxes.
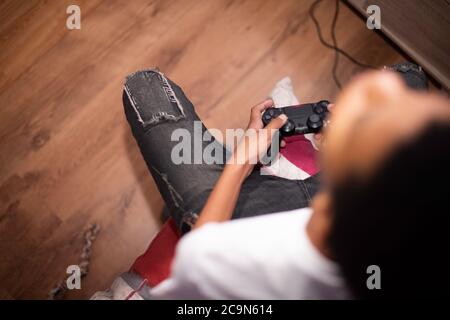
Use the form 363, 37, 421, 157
266, 114, 287, 131
266, 114, 287, 144
251, 99, 274, 119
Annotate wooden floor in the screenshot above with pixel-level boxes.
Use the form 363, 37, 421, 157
0, 0, 404, 299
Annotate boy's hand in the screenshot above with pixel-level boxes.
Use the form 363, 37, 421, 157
312, 103, 335, 150
229, 99, 287, 177
246, 98, 274, 130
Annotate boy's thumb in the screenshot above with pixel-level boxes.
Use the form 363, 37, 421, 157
266, 114, 287, 131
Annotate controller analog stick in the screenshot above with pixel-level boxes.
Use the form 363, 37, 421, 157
307, 114, 322, 131
281, 119, 296, 135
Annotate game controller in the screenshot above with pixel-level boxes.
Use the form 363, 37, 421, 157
262, 100, 330, 136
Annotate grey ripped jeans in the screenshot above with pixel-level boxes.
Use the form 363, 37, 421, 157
123, 69, 320, 234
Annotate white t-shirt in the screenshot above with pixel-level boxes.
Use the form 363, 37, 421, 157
150, 208, 351, 299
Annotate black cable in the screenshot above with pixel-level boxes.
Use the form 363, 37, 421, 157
330, 0, 342, 89
309, 0, 376, 89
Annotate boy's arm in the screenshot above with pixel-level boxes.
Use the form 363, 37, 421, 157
194, 99, 287, 229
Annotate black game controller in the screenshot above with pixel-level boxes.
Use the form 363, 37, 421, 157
262, 100, 330, 136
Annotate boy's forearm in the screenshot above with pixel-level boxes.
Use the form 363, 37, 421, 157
193, 162, 249, 229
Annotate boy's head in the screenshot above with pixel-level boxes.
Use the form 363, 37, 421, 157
314, 71, 450, 298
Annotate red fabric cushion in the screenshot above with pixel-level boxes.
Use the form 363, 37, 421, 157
130, 218, 180, 287
281, 135, 320, 176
